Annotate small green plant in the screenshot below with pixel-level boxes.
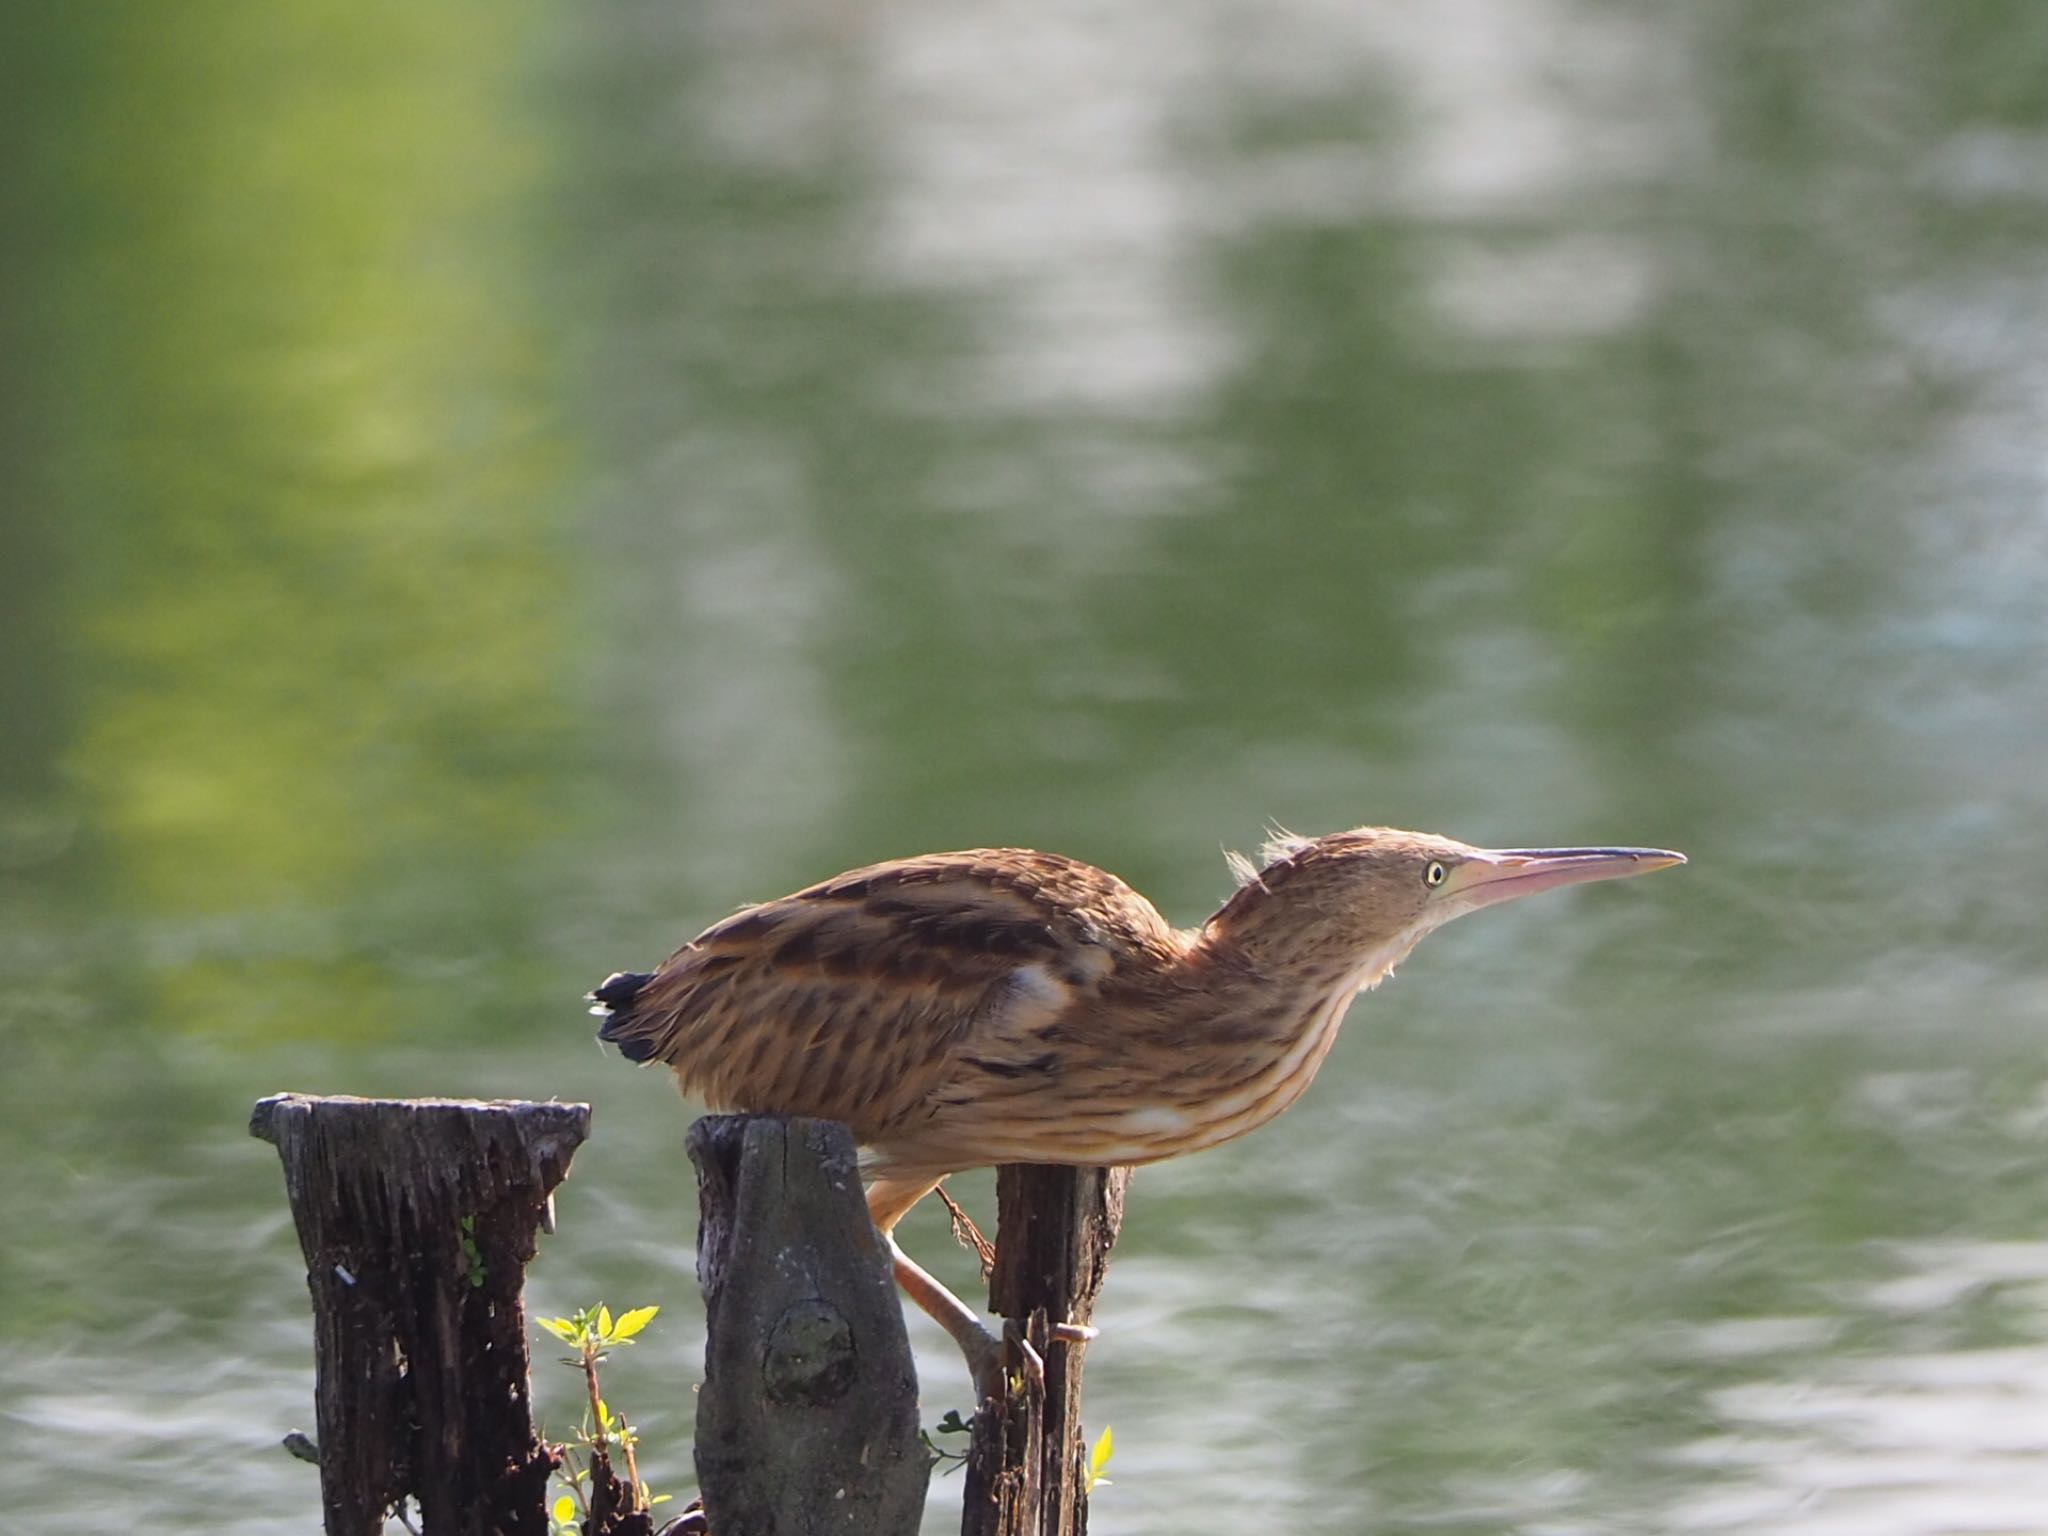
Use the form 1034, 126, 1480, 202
1085, 1425, 1114, 1492
920, 1407, 974, 1475
921, 1411, 1116, 1495
537, 1303, 670, 1530
458, 1215, 486, 1289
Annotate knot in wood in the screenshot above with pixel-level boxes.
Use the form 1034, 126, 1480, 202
762, 1297, 857, 1406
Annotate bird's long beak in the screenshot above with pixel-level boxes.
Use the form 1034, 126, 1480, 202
1445, 846, 1686, 912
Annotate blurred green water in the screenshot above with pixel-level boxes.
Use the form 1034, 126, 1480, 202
4, 4, 2048, 1533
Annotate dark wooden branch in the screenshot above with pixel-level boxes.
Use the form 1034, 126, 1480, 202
687, 1114, 930, 1536
962, 1165, 1129, 1536
251, 1093, 590, 1536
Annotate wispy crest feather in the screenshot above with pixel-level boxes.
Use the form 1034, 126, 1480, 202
1261, 824, 1315, 865
1225, 824, 1316, 888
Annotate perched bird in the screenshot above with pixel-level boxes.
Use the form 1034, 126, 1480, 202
592, 826, 1684, 1397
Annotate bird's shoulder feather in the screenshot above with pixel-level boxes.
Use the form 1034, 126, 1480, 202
610, 849, 1184, 1138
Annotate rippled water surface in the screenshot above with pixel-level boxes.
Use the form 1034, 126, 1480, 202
5, 4, 2048, 1533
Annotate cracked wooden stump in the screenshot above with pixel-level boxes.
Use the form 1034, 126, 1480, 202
688, 1114, 931, 1536
962, 1164, 1129, 1536
252, 1093, 589, 1536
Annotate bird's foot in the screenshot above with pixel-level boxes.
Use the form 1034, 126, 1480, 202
1004, 1319, 1048, 1389
962, 1321, 1043, 1403
963, 1318, 1099, 1402
936, 1183, 997, 1280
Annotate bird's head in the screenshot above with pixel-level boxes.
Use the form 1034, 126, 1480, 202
1208, 826, 1685, 989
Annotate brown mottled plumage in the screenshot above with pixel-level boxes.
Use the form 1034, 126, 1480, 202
593, 826, 1684, 1396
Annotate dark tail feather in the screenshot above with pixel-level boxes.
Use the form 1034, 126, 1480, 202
588, 971, 660, 1062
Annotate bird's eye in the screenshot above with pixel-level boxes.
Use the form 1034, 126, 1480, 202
1424, 861, 1448, 888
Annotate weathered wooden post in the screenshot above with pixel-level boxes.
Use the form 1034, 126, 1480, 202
688, 1114, 932, 1535
251, 1093, 589, 1536
962, 1164, 1129, 1536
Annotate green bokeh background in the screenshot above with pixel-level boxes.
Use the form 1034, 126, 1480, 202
4, 5, 2047, 1533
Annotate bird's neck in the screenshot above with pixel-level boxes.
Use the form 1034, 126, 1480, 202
1110, 925, 1420, 1160
1185, 898, 1428, 1024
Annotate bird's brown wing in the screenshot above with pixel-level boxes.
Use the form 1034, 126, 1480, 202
600, 850, 1181, 1145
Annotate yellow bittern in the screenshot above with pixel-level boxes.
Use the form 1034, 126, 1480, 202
592, 826, 1683, 1397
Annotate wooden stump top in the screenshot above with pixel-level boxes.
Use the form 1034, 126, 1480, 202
253, 1093, 590, 1536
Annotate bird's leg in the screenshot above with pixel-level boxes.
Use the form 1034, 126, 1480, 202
887, 1234, 1040, 1401
868, 1175, 1041, 1402
868, 1175, 1117, 1398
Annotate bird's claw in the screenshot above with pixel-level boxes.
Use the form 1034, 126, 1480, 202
1003, 1318, 1047, 1388
963, 1325, 1028, 1403
963, 1318, 1095, 1402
